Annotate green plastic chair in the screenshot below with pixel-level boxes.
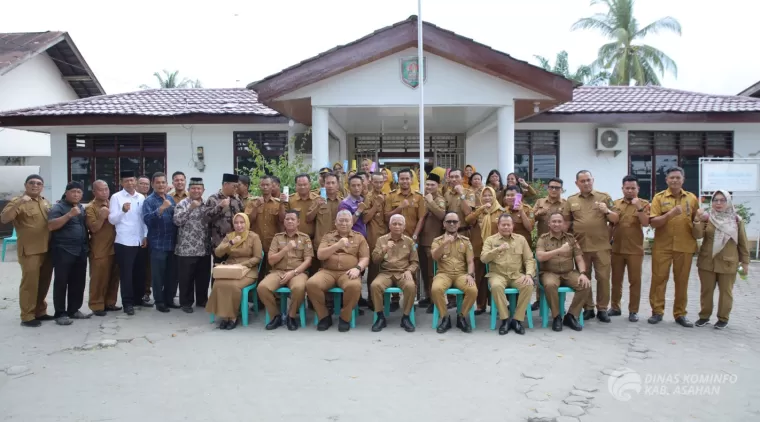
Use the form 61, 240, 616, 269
372, 287, 416, 327
209, 250, 264, 326
1, 228, 17, 262
484, 263, 535, 330
535, 253, 585, 328
312, 287, 359, 328
430, 261, 476, 329
264, 286, 307, 328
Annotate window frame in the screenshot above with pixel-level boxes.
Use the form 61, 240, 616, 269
233, 131, 289, 171
514, 130, 560, 181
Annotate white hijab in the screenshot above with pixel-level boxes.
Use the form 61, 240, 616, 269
708, 190, 739, 257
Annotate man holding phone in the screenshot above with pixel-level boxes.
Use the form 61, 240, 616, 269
503, 185, 535, 242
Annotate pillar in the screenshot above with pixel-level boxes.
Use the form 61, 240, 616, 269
311, 107, 329, 171
496, 105, 515, 175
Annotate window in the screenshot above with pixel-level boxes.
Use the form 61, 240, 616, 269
628, 131, 733, 200
67, 133, 167, 202
514, 131, 559, 181
234, 131, 288, 172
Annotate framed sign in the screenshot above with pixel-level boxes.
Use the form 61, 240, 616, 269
701, 162, 759, 192
400, 57, 427, 89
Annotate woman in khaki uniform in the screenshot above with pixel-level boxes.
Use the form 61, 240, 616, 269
485, 170, 506, 205
465, 187, 504, 313
206, 213, 263, 330
506, 173, 538, 200
692, 190, 749, 329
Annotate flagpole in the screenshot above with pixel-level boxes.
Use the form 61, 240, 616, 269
417, 1, 425, 189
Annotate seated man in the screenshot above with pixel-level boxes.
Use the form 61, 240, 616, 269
306, 210, 370, 332
257, 210, 313, 331
481, 214, 536, 335
370, 214, 419, 333
536, 212, 592, 332
431, 212, 477, 334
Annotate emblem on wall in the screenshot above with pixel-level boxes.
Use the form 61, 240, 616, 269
400, 57, 427, 89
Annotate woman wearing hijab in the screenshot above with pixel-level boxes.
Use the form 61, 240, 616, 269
382, 168, 394, 194
206, 213, 263, 330
692, 190, 749, 329
463, 164, 476, 189
465, 186, 505, 314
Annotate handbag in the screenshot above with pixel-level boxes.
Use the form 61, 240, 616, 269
212, 263, 251, 279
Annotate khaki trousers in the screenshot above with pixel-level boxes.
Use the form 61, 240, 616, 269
257, 270, 307, 318
582, 250, 611, 311
370, 273, 416, 315
88, 254, 120, 311
650, 250, 693, 318
698, 269, 736, 322
306, 269, 361, 321
18, 252, 53, 322
490, 274, 534, 321
611, 253, 643, 313
431, 273, 477, 319
366, 262, 380, 306
542, 270, 591, 319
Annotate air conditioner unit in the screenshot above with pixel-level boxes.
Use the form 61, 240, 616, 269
596, 128, 626, 157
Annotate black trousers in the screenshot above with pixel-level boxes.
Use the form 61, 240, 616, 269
115, 244, 146, 308
176, 255, 211, 307
52, 249, 87, 317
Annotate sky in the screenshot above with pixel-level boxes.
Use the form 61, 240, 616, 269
3, 0, 756, 96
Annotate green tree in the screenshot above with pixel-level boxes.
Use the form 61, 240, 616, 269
139, 70, 202, 89
534, 50, 609, 85
571, 0, 681, 86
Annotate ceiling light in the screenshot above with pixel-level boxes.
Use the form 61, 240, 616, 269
533, 102, 540, 113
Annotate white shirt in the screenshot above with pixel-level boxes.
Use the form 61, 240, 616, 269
108, 189, 148, 247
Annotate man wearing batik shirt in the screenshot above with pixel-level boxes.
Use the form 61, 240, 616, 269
338, 175, 368, 238
174, 177, 211, 312
204, 173, 245, 269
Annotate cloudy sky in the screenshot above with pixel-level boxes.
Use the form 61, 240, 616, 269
4, 0, 755, 96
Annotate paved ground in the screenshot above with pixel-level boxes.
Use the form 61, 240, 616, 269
0, 253, 758, 422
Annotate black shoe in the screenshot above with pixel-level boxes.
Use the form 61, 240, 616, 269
167, 304, 180, 309
498, 319, 509, 335
552, 315, 563, 332
371, 315, 387, 332
531, 301, 540, 311
35, 314, 55, 321
436, 315, 452, 333
20, 320, 41, 328
629, 312, 639, 322
266, 314, 283, 330
358, 297, 369, 308
648, 314, 663, 324
338, 318, 350, 332
93, 310, 107, 317
390, 302, 400, 312
510, 319, 525, 335
695, 318, 710, 327
156, 304, 170, 313
317, 316, 333, 331
219, 320, 229, 329
418, 298, 431, 307
608, 308, 622, 316
474, 308, 486, 316
597, 310, 611, 323
181, 306, 194, 313
714, 320, 728, 329
675, 316, 694, 328
287, 316, 298, 331
124, 306, 135, 316
563, 313, 582, 331
426, 304, 434, 314
457, 314, 472, 333
583, 309, 596, 320
225, 319, 238, 330
400, 315, 415, 332
105, 305, 122, 312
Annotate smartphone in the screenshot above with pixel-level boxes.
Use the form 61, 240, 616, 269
320, 187, 327, 199
283, 186, 290, 201
513, 193, 522, 210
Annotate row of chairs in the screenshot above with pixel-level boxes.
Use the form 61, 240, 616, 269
1, 228, 17, 262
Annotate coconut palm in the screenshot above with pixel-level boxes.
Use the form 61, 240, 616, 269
571, 0, 681, 86
534, 50, 609, 86
139, 70, 202, 89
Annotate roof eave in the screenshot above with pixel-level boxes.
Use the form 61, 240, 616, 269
0, 32, 66, 77
0, 113, 288, 127
61, 33, 105, 97
524, 111, 760, 124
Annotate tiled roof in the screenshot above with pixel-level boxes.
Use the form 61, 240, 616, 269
549, 86, 760, 114
0, 32, 63, 73
0, 88, 279, 117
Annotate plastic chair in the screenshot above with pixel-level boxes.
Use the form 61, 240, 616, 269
312, 287, 359, 328
210, 250, 264, 326
535, 253, 585, 328
264, 286, 307, 328
484, 264, 534, 330
1, 228, 17, 262
430, 261, 476, 329
372, 287, 416, 327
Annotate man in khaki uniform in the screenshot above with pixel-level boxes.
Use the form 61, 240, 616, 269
562, 170, 619, 323
536, 212, 592, 332
442, 169, 474, 310
247, 175, 283, 277
257, 210, 313, 331
306, 210, 370, 332
431, 212, 477, 334
362, 172, 388, 308
533, 177, 568, 236
503, 186, 535, 241
648, 166, 699, 327
170, 171, 188, 204
86, 180, 121, 317
419, 173, 446, 312
370, 214, 419, 332
286, 174, 318, 239
610, 175, 650, 322
481, 214, 536, 335
1, 174, 54, 327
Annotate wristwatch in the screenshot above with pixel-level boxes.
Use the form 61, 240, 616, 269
412, 234, 418, 241
468, 272, 475, 278
354, 210, 362, 217
354, 265, 363, 272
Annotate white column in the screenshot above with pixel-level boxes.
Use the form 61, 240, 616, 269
311, 106, 329, 171
287, 126, 297, 165
496, 105, 515, 174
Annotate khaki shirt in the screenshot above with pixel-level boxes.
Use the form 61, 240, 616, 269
481, 233, 536, 279
533, 197, 567, 237
536, 232, 582, 274
384, 190, 426, 238
563, 190, 614, 252
269, 231, 314, 272
612, 198, 649, 255
86, 198, 116, 259
371, 233, 420, 274
319, 230, 369, 271
312, 195, 342, 250
420, 193, 446, 247
506, 203, 535, 243
288, 192, 318, 238
444, 187, 476, 226
0, 195, 51, 256
364, 190, 388, 249
431, 234, 473, 276
171, 190, 188, 205
693, 220, 750, 274
247, 196, 282, 250
650, 189, 699, 253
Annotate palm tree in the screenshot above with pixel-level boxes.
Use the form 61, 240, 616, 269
534, 51, 609, 85
139, 70, 202, 89
571, 0, 681, 86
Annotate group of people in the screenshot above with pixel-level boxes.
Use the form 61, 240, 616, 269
2, 159, 749, 333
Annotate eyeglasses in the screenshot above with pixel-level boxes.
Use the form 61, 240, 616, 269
26, 181, 43, 186
444, 220, 459, 224
548, 186, 562, 190
712, 199, 727, 204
